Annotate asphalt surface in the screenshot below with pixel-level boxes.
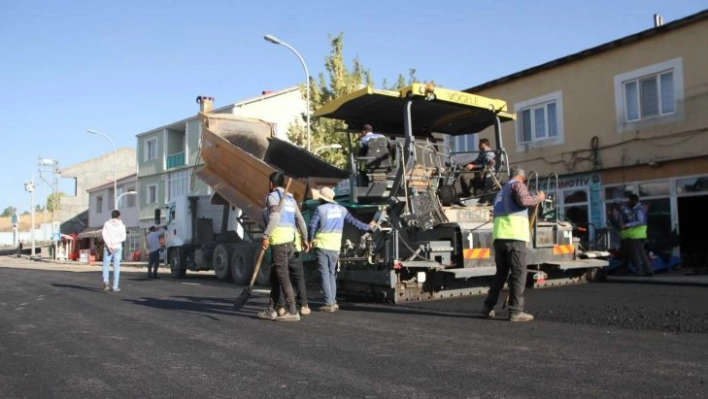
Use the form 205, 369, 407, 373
1, 256, 707, 399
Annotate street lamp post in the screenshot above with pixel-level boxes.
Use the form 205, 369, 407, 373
264, 34, 311, 152
24, 177, 35, 258
38, 158, 60, 258
314, 144, 343, 156
87, 129, 117, 209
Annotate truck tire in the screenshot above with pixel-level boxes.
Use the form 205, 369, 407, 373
230, 247, 254, 285
169, 248, 186, 279
584, 267, 607, 283
256, 253, 271, 286
212, 244, 233, 281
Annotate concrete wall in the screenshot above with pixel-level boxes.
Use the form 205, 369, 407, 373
230, 88, 305, 139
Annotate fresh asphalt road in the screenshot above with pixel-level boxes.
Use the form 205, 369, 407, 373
1, 256, 707, 399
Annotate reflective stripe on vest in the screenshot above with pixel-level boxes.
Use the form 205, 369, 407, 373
619, 229, 632, 240
492, 179, 530, 242
625, 225, 647, 240
294, 231, 303, 252
625, 204, 648, 239
313, 203, 347, 251
267, 190, 297, 245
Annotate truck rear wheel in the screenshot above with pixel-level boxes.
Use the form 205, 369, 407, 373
169, 248, 186, 278
213, 244, 233, 281
231, 246, 254, 285
256, 258, 271, 286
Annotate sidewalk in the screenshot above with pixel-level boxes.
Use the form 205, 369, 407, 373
1, 254, 149, 272
606, 267, 708, 287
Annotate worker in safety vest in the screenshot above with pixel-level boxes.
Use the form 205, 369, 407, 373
262, 208, 311, 318
482, 166, 545, 322
309, 186, 373, 312
621, 194, 654, 277
258, 172, 310, 322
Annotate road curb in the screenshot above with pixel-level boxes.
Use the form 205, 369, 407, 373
606, 274, 708, 287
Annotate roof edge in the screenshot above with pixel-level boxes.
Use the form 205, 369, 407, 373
464, 9, 708, 93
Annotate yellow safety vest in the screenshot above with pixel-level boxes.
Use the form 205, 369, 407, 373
492, 179, 530, 242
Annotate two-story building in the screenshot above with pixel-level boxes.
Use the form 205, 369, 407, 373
77, 173, 141, 261
135, 86, 306, 229
59, 147, 136, 235
460, 10, 708, 266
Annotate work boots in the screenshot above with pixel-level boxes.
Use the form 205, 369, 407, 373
257, 307, 277, 321
509, 312, 534, 322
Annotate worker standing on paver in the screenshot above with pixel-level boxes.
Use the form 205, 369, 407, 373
481, 166, 545, 322
622, 194, 654, 277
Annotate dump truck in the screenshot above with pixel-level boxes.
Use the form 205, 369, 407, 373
178, 86, 608, 303
163, 96, 348, 284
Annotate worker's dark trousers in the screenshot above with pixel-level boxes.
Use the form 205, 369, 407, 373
484, 239, 527, 314
627, 239, 654, 275
148, 250, 160, 275
276, 252, 308, 308
269, 243, 297, 314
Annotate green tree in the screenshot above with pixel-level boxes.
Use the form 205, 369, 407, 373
46, 192, 65, 213
286, 33, 421, 168
1, 206, 17, 217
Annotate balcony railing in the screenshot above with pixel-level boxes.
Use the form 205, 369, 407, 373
166, 151, 186, 169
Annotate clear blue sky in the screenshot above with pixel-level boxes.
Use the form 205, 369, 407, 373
1, 0, 705, 213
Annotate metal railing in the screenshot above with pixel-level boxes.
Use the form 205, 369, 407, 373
166, 152, 186, 169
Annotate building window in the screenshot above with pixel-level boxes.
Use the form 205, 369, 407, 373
614, 58, 683, 131
623, 72, 675, 122
514, 91, 563, 150
145, 138, 157, 161
676, 175, 708, 195
167, 170, 189, 201
147, 184, 157, 204
448, 133, 478, 154
96, 195, 103, 213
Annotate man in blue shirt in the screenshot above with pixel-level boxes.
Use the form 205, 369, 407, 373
309, 187, 373, 312
358, 124, 386, 156
465, 138, 496, 171
145, 225, 164, 279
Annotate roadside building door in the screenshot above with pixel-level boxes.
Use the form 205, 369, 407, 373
676, 176, 708, 267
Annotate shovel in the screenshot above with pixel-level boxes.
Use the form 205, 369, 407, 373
233, 177, 293, 311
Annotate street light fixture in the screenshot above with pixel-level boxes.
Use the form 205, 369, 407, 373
116, 190, 137, 209
87, 129, 117, 210
314, 144, 343, 156
264, 34, 311, 152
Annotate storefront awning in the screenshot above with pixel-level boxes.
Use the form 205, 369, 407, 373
77, 228, 102, 239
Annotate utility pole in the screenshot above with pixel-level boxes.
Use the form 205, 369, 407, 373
39, 158, 60, 259
11, 211, 18, 248
24, 177, 36, 258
